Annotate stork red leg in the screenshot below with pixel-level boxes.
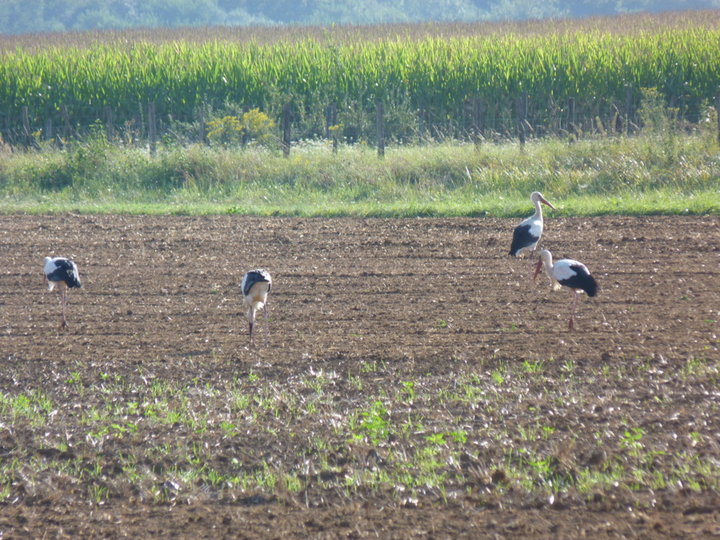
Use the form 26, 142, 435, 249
568, 290, 579, 331
528, 250, 537, 278
60, 288, 68, 329
248, 314, 255, 345
263, 305, 270, 346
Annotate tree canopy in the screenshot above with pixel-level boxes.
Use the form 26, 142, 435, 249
1, 0, 718, 35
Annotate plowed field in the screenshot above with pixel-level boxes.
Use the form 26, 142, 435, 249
1, 214, 719, 537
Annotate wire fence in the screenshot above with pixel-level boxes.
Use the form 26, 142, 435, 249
3, 89, 718, 155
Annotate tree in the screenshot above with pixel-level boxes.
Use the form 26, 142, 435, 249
474, 0, 569, 20
2, 0, 719, 35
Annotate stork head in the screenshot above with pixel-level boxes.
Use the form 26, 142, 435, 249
531, 191, 556, 210
538, 249, 553, 265
534, 249, 553, 281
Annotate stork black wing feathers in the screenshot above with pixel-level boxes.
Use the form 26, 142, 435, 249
242, 270, 272, 297
509, 224, 536, 256
561, 264, 598, 297
47, 259, 82, 288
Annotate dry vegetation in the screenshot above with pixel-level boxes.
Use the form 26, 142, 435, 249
2, 10, 720, 51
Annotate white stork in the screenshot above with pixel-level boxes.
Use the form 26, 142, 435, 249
241, 269, 272, 344
533, 249, 598, 331
509, 191, 556, 261
43, 256, 82, 328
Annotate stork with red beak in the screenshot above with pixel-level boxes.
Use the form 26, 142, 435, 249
509, 192, 556, 262
533, 249, 598, 331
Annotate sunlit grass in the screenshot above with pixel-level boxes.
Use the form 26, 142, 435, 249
1, 132, 718, 216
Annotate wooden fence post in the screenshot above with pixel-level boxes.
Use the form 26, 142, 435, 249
148, 101, 157, 156
716, 91, 720, 145
611, 104, 620, 134
472, 97, 483, 148
624, 85, 633, 135
418, 101, 427, 139
376, 101, 385, 158
61, 105, 72, 142
1, 114, 8, 146
21, 106, 32, 148
282, 103, 291, 157
104, 106, 114, 141
326, 101, 338, 153
44, 116, 53, 142
516, 92, 528, 147
568, 97, 576, 143
198, 104, 208, 144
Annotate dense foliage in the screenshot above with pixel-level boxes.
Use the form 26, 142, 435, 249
1, 122, 718, 216
1, 17, 719, 146
1, 0, 719, 34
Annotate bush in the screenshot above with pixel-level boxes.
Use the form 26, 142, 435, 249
206, 109, 275, 147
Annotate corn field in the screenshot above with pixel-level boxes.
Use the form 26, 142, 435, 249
1, 15, 719, 146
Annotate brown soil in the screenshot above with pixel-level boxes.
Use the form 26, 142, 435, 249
1, 214, 719, 538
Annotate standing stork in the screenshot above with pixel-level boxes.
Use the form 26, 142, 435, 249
43, 256, 82, 328
241, 269, 272, 345
509, 192, 556, 262
533, 249, 598, 331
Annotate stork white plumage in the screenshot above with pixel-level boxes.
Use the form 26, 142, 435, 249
533, 249, 598, 331
509, 192, 556, 261
43, 256, 82, 328
241, 269, 272, 344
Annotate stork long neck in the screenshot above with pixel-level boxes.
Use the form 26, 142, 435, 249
533, 199, 543, 220
541, 252, 553, 276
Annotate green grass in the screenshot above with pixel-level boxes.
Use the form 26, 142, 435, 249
1, 128, 718, 216
3, 355, 718, 507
